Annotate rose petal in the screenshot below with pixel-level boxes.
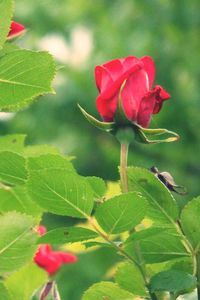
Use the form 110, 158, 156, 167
103, 59, 124, 81
7, 21, 25, 40
57, 252, 77, 264
152, 85, 170, 114
121, 68, 149, 122
96, 93, 118, 121
95, 66, 113, 93
141, 56, 155, 88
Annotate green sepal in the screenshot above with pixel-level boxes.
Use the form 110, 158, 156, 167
135, 125, 180, 144
78, 104, 115, 132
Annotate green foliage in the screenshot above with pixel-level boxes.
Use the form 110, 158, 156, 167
124, 227, 189, 264
39, 227, 98, 244
0, 50, 56, 111
0, 185, 42, 219
0, 282, 11, 300
86, 176, 106, 199
27, 154, 94, 218
0, 0, 13, 48
115, 262, 147, 296
95, 192, 147, 234
180, 196, 200, 249
5, 262, 48, 300
127, 167, 178, 225
0, 134, 26, 153
0, 151, 27, 185
0, 212, 37, 275
82, 282, 135, 300
150, 270, 197, 295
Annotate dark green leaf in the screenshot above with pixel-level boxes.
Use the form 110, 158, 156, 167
150, 270, 196, 295
127, 167, 178, 225
180, 196, 200, 250
124, 227, 189, 264
39, 227, 98, 244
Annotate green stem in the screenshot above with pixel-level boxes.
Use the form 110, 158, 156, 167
196, 252, 200, 300
120, 142, 129, 193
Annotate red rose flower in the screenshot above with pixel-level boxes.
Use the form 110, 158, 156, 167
34, 225, 77, 275
95, 56, 170, 128
34, 244, 77, 275
7, 21, 25, 40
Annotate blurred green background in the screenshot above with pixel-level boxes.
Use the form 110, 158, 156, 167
1, 0, 200, 298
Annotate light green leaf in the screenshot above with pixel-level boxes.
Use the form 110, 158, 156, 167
78, 104, 115, 131
150, 270, 197, 295
27, 153, 75, 173
95, 192, 147, 234
86, 176, 106, 198
39, 227, 98, 244
135, 126, 179, 144
0, 0, 14, 49
124, 227, 189, 264
0, 134, 26, 153
127, 167, 178, 226
24, 144, 60, 157
0, 212, 37, 275
0, 185, 43, 220
0, 282, 11, 300
0, 50, 55, 111
115, 262, 147, 296
82, 282, 136, 300
180, 196, 200, 250
0, 151, 27, 185
6, 262, 48, 300
27, 154, 94, 218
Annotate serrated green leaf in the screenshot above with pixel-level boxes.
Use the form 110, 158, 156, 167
78, 104, 115, 131
0, 212, 37, 275
0, 281, 11, 300
39, 227, 98, 244
24, 144, 60, 157
124, 227, 189, 264
27, 154, 94, 218
0, 50, 55, 111
127, 167, 178, 226
86, 176, 106, 198
0, 0, 14, 49
0, 134, 26, 153
150, 270, 196, 295
5, 262, 47, 300
0, 151, 27, 185
27, 153, 75, 173
0, 185, 43, 219
180, 196, 200, 250
82, 282, 136, 300
115, 262, 147, 296
95, 192, 147, 234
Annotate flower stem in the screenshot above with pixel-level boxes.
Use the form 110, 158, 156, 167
120, 142, 129, 193
196, 252, 200, 300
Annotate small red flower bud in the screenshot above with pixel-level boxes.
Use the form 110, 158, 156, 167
95, 56, 170, 128
33, 225, 77, 275
7, 21, 25, 40
34, 245, 77, 275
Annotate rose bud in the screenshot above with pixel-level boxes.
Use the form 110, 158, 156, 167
95, 56, 170, 128
7, 21, 25, 40
34, 244, 77, 276
78, 55, 179, 144
34, 225, 77, 275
